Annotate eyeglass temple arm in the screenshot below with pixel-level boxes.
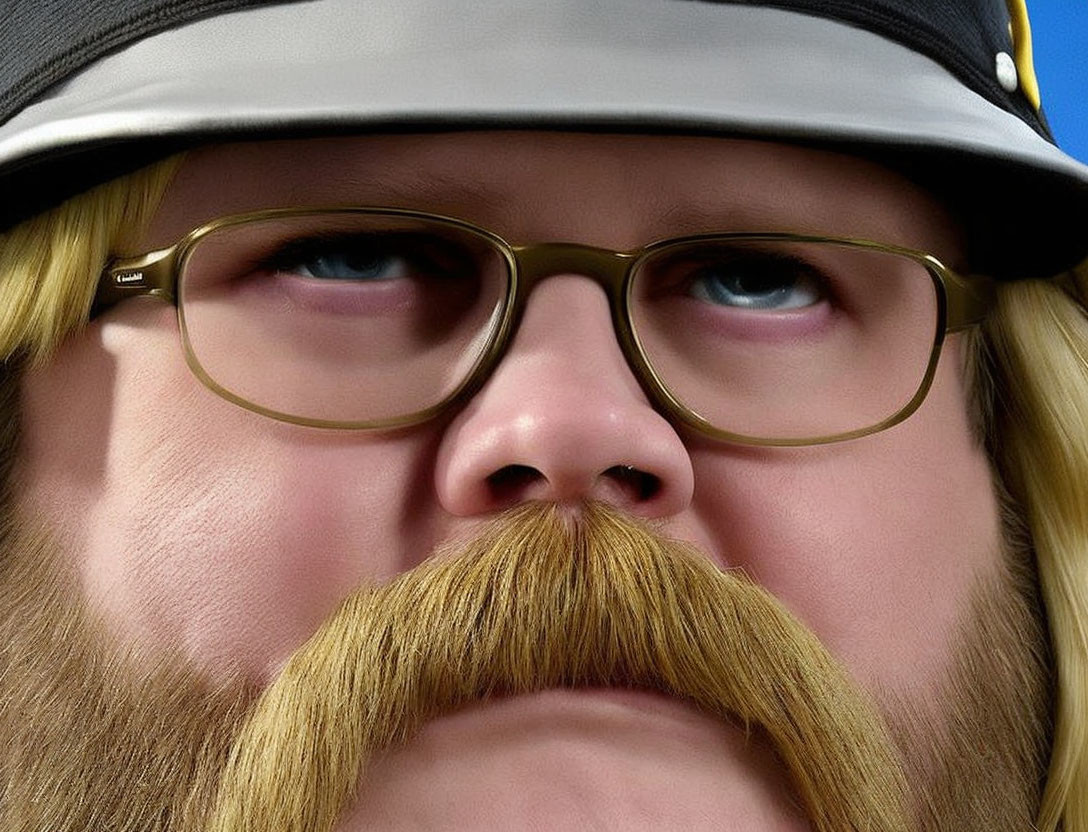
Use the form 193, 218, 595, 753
93, 247, 178, 317
943, 270, 996, 332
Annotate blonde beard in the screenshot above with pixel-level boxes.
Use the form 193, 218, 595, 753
0, 500, 1050, 832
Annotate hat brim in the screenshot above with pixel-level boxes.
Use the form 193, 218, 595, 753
1, 0, 1086, 277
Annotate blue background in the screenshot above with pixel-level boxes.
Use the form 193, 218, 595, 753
1029, 0, 1088, 162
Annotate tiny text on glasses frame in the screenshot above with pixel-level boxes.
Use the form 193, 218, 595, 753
94, 206, 996, 447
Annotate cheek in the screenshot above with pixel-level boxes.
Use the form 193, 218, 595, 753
689, 344, 1001, 695
17, 301, 441, 682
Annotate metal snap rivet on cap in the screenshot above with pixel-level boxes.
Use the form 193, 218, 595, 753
995, 51, 1019, 93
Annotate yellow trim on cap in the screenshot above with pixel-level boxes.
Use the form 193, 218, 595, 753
1006, 0, 1042, 111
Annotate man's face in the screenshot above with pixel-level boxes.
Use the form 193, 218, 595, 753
10, 132, 1048, 830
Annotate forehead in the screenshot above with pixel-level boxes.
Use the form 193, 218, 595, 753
140, 131, 964, 256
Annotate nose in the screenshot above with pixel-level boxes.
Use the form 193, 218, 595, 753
434, 275, 695, 517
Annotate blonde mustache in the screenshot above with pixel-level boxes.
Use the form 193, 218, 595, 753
208, 501, 910, 832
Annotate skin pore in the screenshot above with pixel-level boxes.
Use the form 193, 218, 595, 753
5, 132, 1051, 830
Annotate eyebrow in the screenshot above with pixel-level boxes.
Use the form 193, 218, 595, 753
340, 170, 509, 215
338, 169, 809, 242
653, 202, 809, 236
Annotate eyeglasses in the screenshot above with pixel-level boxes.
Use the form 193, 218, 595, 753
95, 207, 994, 446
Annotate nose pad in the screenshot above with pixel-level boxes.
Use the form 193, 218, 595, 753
434, 275, 695, 517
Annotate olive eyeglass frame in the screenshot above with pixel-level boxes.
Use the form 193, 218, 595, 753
94, 206, 996, 447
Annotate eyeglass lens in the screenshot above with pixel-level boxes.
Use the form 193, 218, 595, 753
178, 213, 939, 440
630, 239, 938, 439
181, 214, 509, 422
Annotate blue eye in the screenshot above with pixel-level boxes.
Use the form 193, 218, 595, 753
265, 233, 471, 282
687, 254, 825, 310
295, 250, 409, 281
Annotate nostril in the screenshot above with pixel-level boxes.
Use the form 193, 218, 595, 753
602, 464, 661, 502
483, 463, 662, 506
486, 464, 545, 503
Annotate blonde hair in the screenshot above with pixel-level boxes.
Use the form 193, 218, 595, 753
978, 262, 1088, 832
0, 157, 1085, 830
0, 156, 183, 365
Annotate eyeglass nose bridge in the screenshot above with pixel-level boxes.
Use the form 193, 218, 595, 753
492, 240, 646, 362
508, 241, 636, 302
466, 240, 681, 431
500, 243, 643, 358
